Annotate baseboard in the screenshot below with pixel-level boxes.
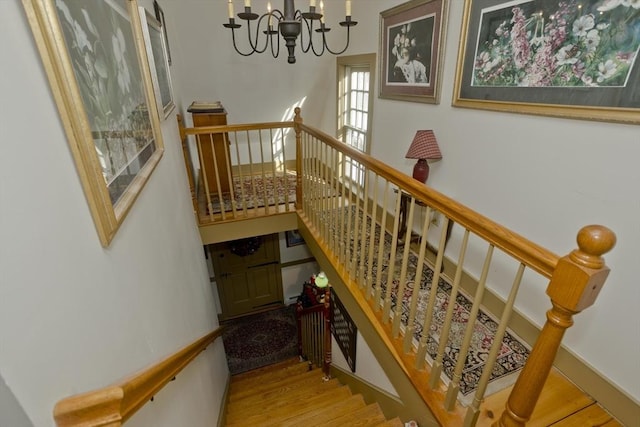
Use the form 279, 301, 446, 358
217, 372, 231, 427
330, 365, 408, 423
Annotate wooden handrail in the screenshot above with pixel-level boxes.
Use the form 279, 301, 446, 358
53, 328, 223, 427
297, 117, 558, 279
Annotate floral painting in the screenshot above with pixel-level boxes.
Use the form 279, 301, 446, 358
472, 0, 640, 88
453, 0, 640, 124
55, 0, 157, 205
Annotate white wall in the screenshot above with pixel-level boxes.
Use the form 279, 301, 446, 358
0, 1, 228, 426
164, 0, 639, 403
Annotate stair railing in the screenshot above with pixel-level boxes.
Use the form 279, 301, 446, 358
290, 108, 616, 426
296, 285, 332, 378
52, 329, 224, 427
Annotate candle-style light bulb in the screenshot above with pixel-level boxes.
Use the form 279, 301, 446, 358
310, 0, 316, 7
267, 1, 272, 26
244, 0, 251, 8
320, 0, 325, 23
346, 0, 351, 17
227, 0, 234, 19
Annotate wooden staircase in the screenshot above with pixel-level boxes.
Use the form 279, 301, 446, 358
225, 358, 404, 426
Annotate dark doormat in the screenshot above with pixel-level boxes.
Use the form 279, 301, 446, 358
221, 305, 299, 375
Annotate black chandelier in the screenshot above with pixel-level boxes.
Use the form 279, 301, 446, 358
224, 0, 357, 64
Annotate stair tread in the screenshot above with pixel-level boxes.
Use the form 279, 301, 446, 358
226, 378, 341, 414
229, 367, 320, 401
374, 418, 405, 427
317, 403, 387, 427
230, 357, 303, 383
277, 394, 367, 427
226, 384, 353, 425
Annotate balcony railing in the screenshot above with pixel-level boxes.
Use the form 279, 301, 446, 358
178, 109, 615, 427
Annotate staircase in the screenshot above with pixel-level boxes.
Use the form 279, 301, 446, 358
225, 358, 404, 426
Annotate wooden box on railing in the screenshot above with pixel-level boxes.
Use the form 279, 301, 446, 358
188, 101, 231, 194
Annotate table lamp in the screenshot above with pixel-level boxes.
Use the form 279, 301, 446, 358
405, 130, 442, 183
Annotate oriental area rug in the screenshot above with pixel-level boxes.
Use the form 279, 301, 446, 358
221, 305, 299, 375
208, 172, 297, 214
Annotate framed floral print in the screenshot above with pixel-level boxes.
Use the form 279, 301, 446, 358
379, 0, 450, 104
453, 0, 640, 124
22, 0, 164, 246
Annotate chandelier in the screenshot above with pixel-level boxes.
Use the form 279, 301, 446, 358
224, 0, 357, 64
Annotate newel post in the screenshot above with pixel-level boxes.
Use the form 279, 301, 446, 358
294, 107, 303, 211
323, 286, 332, 379
495, 225, 616, 427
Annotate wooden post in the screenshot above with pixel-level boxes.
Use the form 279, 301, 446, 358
323, 286, 332, 379
296, 300, 304, 360
176, 114, 199, 223
294, 107, 303, 211
495, 225, 616, 427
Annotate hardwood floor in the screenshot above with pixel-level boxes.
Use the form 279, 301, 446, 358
225, 359, 621, 426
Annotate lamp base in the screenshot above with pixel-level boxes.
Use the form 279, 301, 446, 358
412, 159, 429, 183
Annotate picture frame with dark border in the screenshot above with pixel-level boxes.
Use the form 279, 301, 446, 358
453, 0, 640, 124
379, 0, 449, 104
153, 0, 172, 66
139, 7, 175, 119
285, 230, 305, 247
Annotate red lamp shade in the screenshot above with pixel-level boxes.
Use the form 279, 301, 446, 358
405, 130, 442, 183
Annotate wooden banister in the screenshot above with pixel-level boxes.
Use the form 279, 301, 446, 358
53, 329, 223, 427
495, 225, 616, 427
299, 124, 558, 279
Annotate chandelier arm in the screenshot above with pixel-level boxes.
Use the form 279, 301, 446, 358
322, 25, 353, 55
298, 17, 314, 54
244, 17, 272, 54
230, 27, 259, 57
270, 30, 281, 58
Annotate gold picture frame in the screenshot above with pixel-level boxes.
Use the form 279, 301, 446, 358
22, 0, 164, 246
453, 0, 640, 124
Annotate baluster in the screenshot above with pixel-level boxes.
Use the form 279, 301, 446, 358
195, 134, 214, 221
294, 108, 303, 211
357, 170, 370, 288
373, 181, 390, 310
445, 245, 494, 410
464, 263, 525, 427
245, 130, 259, 211
231, 131, 245, 216
404, 206, 432, 352
382, 190, 403, 323
345, 163, 356, 278
327, 145, 335, 252
416, 220, 452, 369
496, 225, 616, 427
338, 153, 347, 266
323, 287, 332, 379
392, 196, 416, 336
280, 126, 290, 212
258, 129, 268, 212
366, 175, 379, 300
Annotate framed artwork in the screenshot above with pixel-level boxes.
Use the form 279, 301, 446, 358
153, 0, 172, 66
379, 0, 449, 104
22, 0, 164, 246
285, 230, 305, 247
453, 0, 640, 124
140, 7, 175, 119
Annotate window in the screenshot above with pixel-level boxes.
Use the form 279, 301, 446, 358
337, 54, 375, 185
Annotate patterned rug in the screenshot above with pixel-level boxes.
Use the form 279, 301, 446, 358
208, 172, 297, 214
221, 306, 299, 375
328, 206, 530, 400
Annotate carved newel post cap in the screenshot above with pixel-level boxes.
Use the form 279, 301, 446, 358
570, 225, 617, 269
